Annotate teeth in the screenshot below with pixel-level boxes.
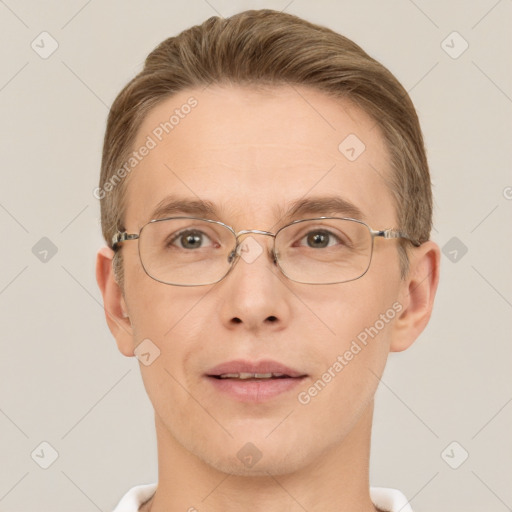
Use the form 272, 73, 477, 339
218, 372, 288, 379
240, 372, 259, 379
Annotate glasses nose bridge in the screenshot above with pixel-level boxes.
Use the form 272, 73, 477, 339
231, 228, 278, 263
235, 228, 276, 240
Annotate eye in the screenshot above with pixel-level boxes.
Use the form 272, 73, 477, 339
169, 229, 214, 250
299, 229, 344, 249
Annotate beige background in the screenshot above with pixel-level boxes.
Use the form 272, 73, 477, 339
0, 1, 511, 511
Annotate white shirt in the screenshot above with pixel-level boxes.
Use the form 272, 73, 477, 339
112, 483, 413, 512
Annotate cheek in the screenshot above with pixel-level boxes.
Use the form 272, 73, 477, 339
293, 287, 398, 440
123, 248, 199, 337
125, 265, 214, 388
299, 276, 399, 393
299, 273, 399, 347
127, 283, 211, 427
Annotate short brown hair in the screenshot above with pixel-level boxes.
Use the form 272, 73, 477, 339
99, 9, 432, 283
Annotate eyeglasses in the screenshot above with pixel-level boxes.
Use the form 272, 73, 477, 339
111, 216, 420, 286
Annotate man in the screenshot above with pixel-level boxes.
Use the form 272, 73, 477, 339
96, 9, 440, 512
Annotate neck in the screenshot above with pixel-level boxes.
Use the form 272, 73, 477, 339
144, 400, 381, 512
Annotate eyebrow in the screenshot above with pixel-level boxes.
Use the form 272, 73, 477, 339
149, 196, 218, 221
278, 196, 365, 223
148, 194, 366, 226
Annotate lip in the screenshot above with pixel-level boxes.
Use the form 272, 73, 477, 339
205, 359, 308, 403
206, 359, 306, 378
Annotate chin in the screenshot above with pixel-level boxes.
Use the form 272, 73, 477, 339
195, 433, 318, 477
204, 450, 307, 477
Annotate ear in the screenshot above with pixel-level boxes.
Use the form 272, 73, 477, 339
390, 240, 441, 352
95, 246, 135, 357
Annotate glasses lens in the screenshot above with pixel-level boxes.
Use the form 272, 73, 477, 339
138, 218, 235, 285
275, 218, 372, 284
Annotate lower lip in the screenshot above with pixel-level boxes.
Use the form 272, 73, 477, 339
206, 376, 306, 402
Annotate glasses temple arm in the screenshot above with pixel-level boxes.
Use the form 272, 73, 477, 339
111, 232, 139, 249
372, 229, 422, 247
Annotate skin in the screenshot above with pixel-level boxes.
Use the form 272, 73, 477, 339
96, 84, 440, 512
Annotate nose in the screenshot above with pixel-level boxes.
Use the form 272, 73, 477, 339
217, 232, 291, 332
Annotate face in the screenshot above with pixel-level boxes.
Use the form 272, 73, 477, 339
115, 84, 408, 475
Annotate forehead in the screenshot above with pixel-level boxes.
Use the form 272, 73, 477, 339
123, 84, 396, 230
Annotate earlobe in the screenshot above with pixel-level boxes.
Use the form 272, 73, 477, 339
95, 247, 135, 357
390, 241, 441, 352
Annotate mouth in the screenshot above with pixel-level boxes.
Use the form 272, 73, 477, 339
211, 372, 297, 380
205, 360, 308, 402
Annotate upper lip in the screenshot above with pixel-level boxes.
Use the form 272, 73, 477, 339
206, 359, 307, 378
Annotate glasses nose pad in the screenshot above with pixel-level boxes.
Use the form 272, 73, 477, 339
226, 239, 250, 264
226, 244, 278, 265
227, 248, 237, 264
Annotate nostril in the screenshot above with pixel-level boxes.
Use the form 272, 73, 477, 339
266, 315, 278, 323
